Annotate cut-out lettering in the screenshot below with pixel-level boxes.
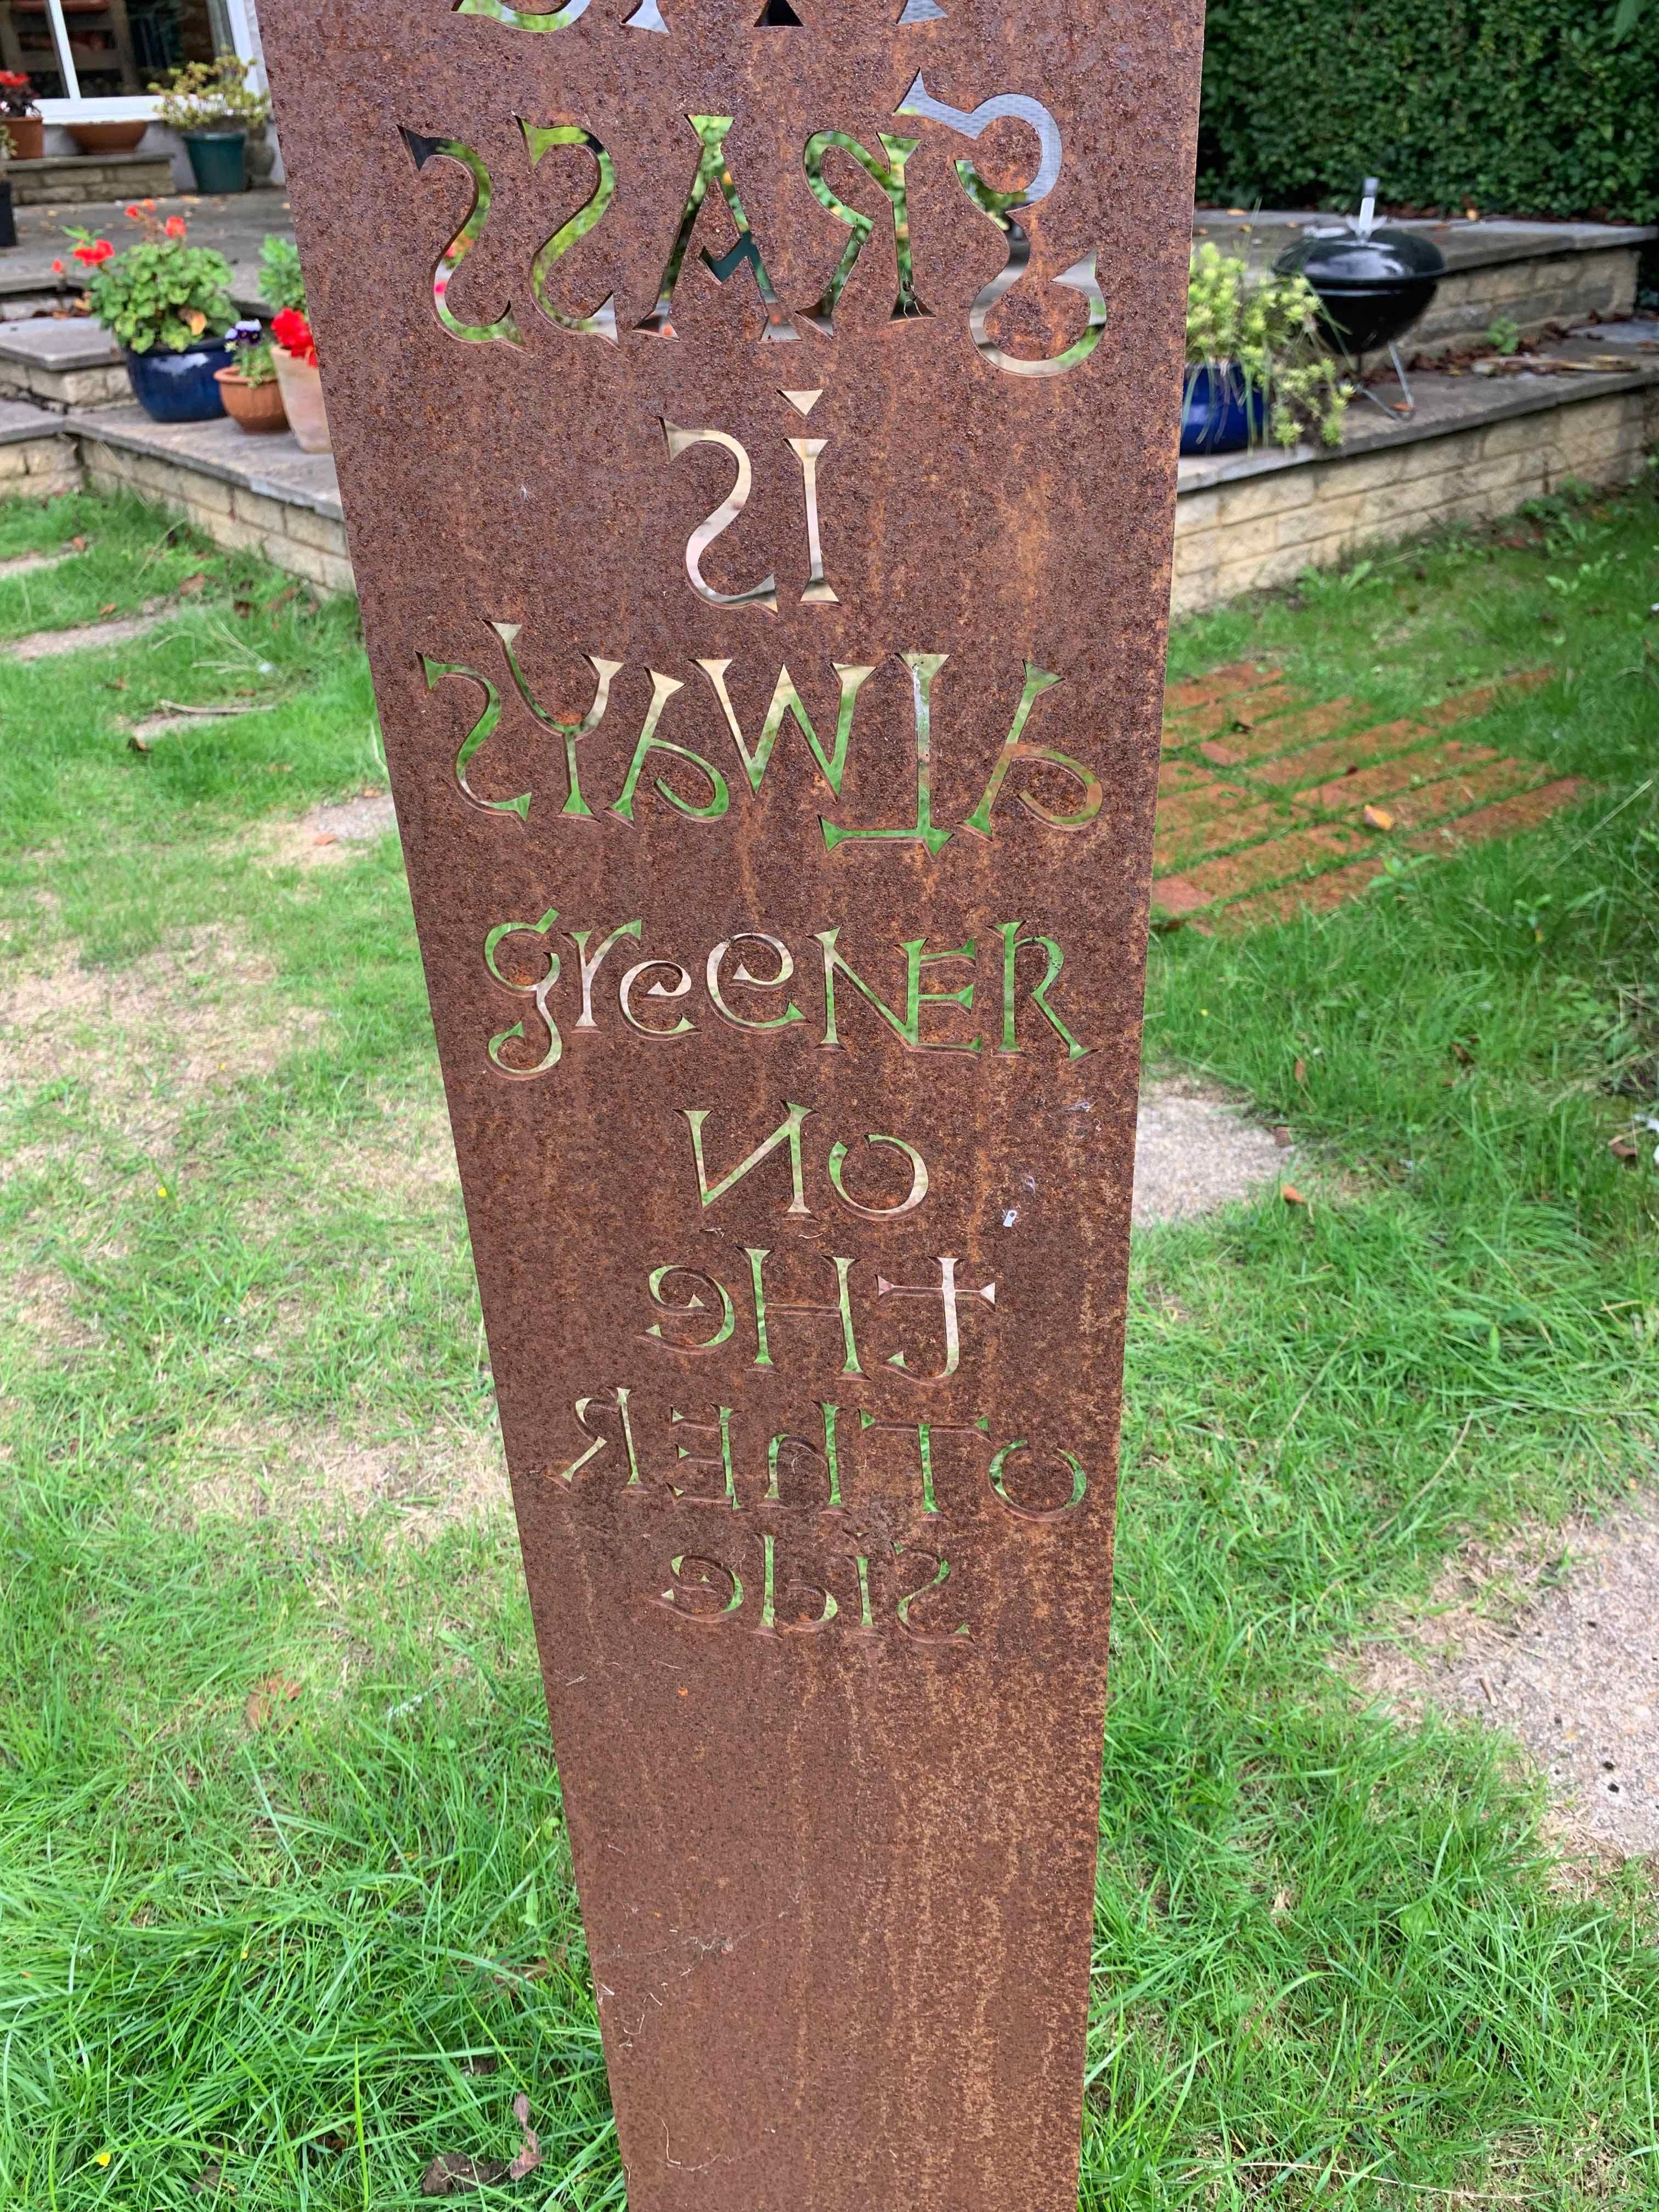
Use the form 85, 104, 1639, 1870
816, 929, 978, 1054
663, 424, 778, 616
681, 1101, 813, 1215
764, 1402, 843, 1508
759, 1532, 839, 1634
520, 120, 618, 343
550, 1385, 640, 1485
697, 659, 872, 797
893, 1544, 969, 1640
745, 1248, 862, 1374
488, 624, 620, 819
997, 921, 1090, 1059
454, 0, 589, 29
878, 1256, 995, 1380
645, 1266, 736, 1352
568, 919, 642, 1028
622, 0, 668, 26
611, 670, 731, 822
484, 905, 562, 1076
961, 665, 1102, 836
705, 934, 805, 1031
618, 957, 697, 1037
400, 130, 522, 347
657, 1553, 744, 1620
422, 654, 527, 819
988, 1438, 1087, 1520
895, 75, 1063, 205
826, 1132, 929, 1218
670, 1406, 739, 1508
798, 131, 926, 337
821, 652, 950, 854
639, 116, 799, 343
896, 0, 946, 23
787, 437, 837, 606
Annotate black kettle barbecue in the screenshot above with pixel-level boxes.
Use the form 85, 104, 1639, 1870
1273, 178, 1446, 418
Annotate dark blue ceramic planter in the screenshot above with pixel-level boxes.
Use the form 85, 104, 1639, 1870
125, 340, 234, 424
1180, 363, 1267, 456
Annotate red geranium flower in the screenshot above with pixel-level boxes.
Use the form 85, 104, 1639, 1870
51, 257, 64, 275
270, 307, 317, 368
125, 202, 140, 218
165, 215, 187, 238
71, 239, 114, 267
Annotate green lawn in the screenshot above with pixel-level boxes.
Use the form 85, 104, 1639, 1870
1, 478, 1656, 2208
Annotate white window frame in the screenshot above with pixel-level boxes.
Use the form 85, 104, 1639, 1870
31, 0, 263, 122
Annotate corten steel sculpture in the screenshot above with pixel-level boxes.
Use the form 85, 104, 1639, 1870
259, 2, 1204, 2203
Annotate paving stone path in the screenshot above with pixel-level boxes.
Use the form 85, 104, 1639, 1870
1153, 661, 1579, 928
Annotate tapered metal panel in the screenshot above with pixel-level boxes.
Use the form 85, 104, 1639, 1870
258, 2, 1204, 2202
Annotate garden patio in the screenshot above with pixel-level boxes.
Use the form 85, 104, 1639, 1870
1, 455, 1655, 2202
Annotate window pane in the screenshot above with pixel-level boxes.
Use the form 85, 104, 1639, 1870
0, 0, 219, 103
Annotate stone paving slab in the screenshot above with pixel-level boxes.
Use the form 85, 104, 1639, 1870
67, 403, 342, 521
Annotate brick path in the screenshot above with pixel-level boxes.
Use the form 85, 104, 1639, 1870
1153, 662, 1578, 929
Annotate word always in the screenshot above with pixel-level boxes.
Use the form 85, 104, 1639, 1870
424, 636, 1103, 854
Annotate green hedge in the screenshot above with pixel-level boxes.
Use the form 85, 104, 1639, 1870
1197, 2, 1659, 224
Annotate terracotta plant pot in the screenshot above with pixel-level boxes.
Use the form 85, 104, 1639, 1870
67, 120, 148, 154
213, 366, 288, 435
270, 346, 329, 453
5, 115, 42, 161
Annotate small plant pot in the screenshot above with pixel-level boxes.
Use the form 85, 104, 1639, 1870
125, 338, 233, 423
1179, 362, 1268, 456
180, 128, 247, 195
67, 120, 148, 154
0, 180, 14, 253
6, 114, 42, 161
270, 346, 330, 453
213, 366, 288, 434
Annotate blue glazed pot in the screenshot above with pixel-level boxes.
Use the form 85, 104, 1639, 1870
1180, 362, 1267, 456
125, 340, 234, 424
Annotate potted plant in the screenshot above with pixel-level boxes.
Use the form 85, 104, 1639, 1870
1183, 242, 1351, 456
63, 205, 235, 423
214, 318, 288, 433
0, 72, 41, 163
149, 55, 270, 195
260, 233, 330, 453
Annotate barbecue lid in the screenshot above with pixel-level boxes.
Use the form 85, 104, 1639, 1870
1274, 227, 1447, 292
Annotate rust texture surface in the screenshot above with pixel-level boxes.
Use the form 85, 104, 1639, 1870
257, 2, 1204, 2203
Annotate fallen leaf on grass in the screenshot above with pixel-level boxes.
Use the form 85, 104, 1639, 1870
421, 2151, 509, 2196
126, 735, 152, 755
1272, 1125, 1293, 1148
245, 1676, 301, 1730
69, 534, 87, 551
101, 676, 128, 692
177, 572, 208, 597
509, 2094, 541, 2182
313, 833, 338, 848
1362, 804, 1395, 831
1610, 1135, 1640, 1161
1293, 1058, 1307, 1085
191, 2163, 228, 2195
99, 602, 117, 616
1280, 1184, 1307, 1207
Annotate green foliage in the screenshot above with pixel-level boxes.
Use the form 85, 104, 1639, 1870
1199, 0, 1659, 222
1487, 315, 1521, 356
74, 224, 234, 356
148, 52, 269, 132
1186, 242, 1350, 447
258, 232, 306, 315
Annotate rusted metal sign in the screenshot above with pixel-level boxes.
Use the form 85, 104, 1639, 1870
259, 2, 1202, 2202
